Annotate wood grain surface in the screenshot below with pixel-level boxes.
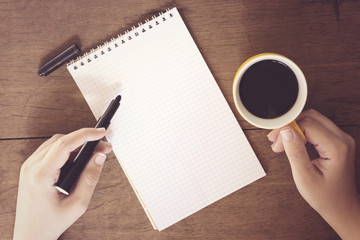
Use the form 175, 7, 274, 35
1, 0, 359, 239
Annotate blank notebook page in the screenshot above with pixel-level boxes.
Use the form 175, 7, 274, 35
67, 7, 265, 231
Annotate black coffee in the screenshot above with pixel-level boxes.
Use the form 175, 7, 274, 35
239, 60, 298, 119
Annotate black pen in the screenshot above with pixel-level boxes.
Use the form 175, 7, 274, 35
55, 95, 121, 195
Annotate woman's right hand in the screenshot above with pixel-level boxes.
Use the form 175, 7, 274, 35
268, 109, 360, 240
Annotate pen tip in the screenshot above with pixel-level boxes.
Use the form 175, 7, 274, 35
115, 95, 121, 102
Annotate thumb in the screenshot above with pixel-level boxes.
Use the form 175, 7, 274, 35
280, 127, 316, 178
66, 152, 106, 212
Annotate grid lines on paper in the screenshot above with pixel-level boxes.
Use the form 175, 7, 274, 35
67, 7, 265, 231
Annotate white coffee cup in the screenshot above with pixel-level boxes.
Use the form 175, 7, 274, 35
232, 53, 307, 138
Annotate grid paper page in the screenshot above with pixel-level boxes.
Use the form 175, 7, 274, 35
67, 7, 265, 231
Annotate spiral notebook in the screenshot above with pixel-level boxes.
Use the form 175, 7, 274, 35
67, 7, 265, 231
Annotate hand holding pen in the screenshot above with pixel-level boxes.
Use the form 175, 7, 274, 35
13, 128, 111, 240
13, 96, 121, 240
56, 95, 121, 195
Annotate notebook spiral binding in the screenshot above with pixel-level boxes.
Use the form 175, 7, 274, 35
68, 8, 174, 70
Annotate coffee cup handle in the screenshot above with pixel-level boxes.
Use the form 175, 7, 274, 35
288, 121, 307, 141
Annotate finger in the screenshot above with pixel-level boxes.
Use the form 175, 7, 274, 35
95, 141, 112, 154
29, 134, 64, 158
280, 126, 318, 178
43, 128, 106, 171
268, 109, 336, 146
297, 117, 342, 160
66, 141, 112, 161
267, 129, 280, 142
25, 134, 65, 167
64, 153, 106, 214
270, 114, 339, 155
297, 109, 345, 138
271, 134, 285, 153
311, 158, 328, 174
71, 139, 109, 153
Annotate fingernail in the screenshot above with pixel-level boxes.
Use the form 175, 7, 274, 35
96, 127, 106, 131
95, 153, 106, 166
280, 129, 294, 141
267, 131, 273, 140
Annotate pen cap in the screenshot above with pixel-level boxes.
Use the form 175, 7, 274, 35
38, 44, 81, 76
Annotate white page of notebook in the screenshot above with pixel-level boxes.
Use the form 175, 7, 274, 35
67, 7, 265, 231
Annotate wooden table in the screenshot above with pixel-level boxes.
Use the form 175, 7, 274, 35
1, 1, 359, 239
